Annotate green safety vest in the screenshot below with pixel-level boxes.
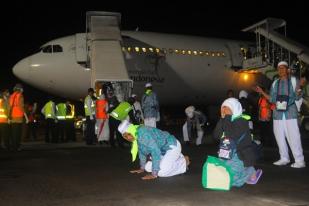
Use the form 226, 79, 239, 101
56, 103, 67, 120
84, 95, 95, 116
45, 101, 55, 119
110, 101, 132, 121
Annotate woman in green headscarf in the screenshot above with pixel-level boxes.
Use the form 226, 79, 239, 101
118, 120, 190, 180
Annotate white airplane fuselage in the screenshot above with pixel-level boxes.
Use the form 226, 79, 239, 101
13, 31, 259, 105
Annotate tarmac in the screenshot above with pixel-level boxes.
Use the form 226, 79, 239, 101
0, 133, 309, 206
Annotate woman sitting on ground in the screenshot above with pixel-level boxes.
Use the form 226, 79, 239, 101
213, 97, 262, 186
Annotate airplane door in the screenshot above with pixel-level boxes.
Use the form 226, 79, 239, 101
75, 33, 87, 64
225, 42, 243, 69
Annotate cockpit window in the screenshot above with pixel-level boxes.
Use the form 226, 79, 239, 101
53, 45, 63, 53
42, 45, 52, 53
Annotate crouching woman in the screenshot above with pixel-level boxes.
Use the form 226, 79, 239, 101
213, 98, 262, 186
118, 120, 190, 180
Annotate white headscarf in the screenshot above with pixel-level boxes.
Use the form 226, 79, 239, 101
185, 106, 195, 118
239, 90, 248, 99
221, 97, 243, 118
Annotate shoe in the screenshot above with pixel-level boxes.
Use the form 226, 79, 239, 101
291, 162, 306, 168
247, 169, 263, 185
273, 159, 290, 166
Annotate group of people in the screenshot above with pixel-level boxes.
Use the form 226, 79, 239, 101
0, 84, 27, 151
83, 82, 160, 147
41, 99, 76, 143
113, 61, 306, 190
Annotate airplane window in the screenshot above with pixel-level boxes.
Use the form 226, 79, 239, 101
127, 47, 132, 52
222, 52, 226, 56
135, 47, 140, 52
205, 51, 209, 56
199, 51, 204, 56
181, 50, 186, 55
155, 48, 160, 53
193, 51, 198, 55
142, 48, 147, 53
122, 47, 126, 52
217, 52, 221, 57
174, 49, 179, 54
169, 48, 173, 54
149, 48, 154, 52
187, 50, 192, 55
42, 45, 52, 53
53, 45, 63, 53
211, 52, 215, 57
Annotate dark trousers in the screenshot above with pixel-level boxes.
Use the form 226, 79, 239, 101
258, 121, 275, 147
85, 116, 96, 145
109, 117, 124, 147
27, 122, 37, 140
0, 123, 9, 149
10, 123, 22, 151
57, 120, 66, 142
65, 119, 76, 141
45, 118, 56, 143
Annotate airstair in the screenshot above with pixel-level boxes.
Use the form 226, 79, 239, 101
86, 11, 133, 101
241, 18, 309, 80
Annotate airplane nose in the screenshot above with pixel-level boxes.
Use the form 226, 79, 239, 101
12, 58, 30, 81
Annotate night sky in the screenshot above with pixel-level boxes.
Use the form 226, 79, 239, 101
1, 1, 309, 105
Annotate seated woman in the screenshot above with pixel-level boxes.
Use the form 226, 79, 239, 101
213, 97, 262, 186
118, 120, 190, 180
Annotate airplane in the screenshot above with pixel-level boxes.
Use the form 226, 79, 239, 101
12, 31, 261, 107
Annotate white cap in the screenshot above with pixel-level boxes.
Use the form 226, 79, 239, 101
277, 61, 288, 68
131, 94, 137, 98
239, 90, 248, 99
118, 120, 132, 135
221, 97, 243, 117
145, 82, 152, 88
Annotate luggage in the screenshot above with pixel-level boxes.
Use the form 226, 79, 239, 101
202, 156, 234, 191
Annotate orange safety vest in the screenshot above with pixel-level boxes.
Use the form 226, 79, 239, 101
96, 99, 108, 120
258, 97, 271, 121
9, 92, 24, 118
0, 98, 8, 123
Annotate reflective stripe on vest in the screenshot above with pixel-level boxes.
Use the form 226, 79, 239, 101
56, 103, 67, 120
110, 101, 132, 121
96, 99, 108, 119
9, 92, 24, 118
66, 104, 75, 119
0, 99, 8, 123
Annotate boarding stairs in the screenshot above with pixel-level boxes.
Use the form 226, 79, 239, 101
86, 11, 133, 101
241, 18, 309, 80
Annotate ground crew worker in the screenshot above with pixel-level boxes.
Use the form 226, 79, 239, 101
65, 101, 76, 142
182, 106, 207, 146
84, 88, 96, 145
56, 102, 67, 142
41, 98, 57, 143
95, 94, 109, 143
9, 84, 28, 151
141, 82, 160, 128
0, 90, 10, 150
26, 102, 38, 141
107, 90, 123, 148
